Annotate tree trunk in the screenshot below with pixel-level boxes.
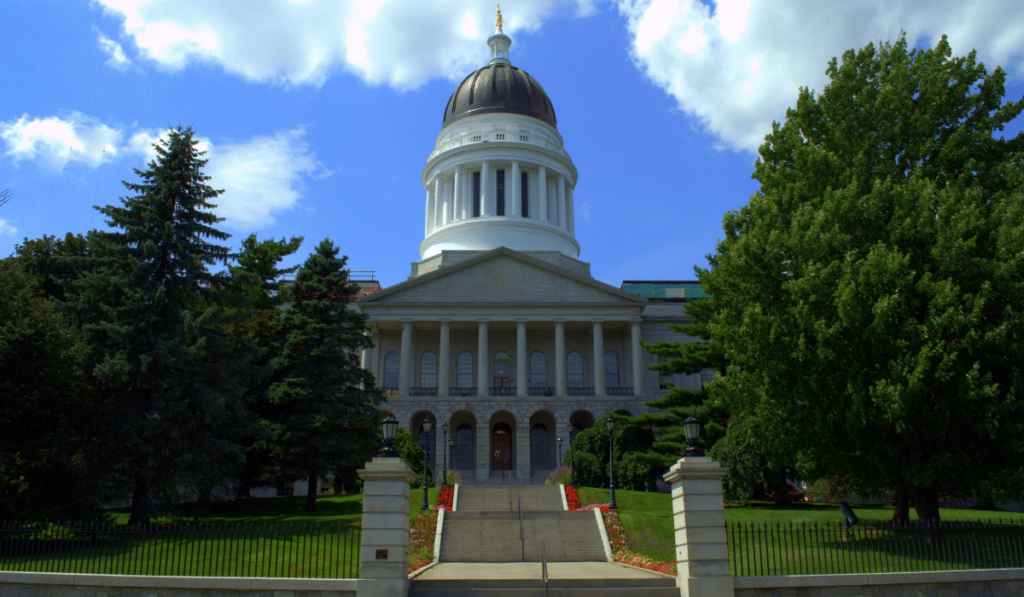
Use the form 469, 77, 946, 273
891, 488, 910, 524
909, 486, 941, 544
305, 473, 318, 513
128, 470, 150, 525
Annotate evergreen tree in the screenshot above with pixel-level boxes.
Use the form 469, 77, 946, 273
702, 35, 1024, 522
266, 239, 381, 512
66, 126, 250, 523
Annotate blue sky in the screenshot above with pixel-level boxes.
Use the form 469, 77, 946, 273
3, 0, 1023, 287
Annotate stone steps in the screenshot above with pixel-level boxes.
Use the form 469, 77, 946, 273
440, 511, 606, 563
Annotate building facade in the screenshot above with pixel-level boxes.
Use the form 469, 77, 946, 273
357, 13, 699, 484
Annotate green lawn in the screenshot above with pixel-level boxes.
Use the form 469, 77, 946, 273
577, 487, 1024, 572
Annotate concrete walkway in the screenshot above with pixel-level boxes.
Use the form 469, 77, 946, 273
415, 561, 670, 580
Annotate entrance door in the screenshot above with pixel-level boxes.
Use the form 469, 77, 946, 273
491, 423, 513, 470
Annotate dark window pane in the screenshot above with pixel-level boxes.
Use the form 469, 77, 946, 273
457, 352, 473, 387
521, 171, 529, 217
473, 172, 481, 217
567, 352, 583, 388
530, 352, 546, 387
383, 352, 400, 388
496, 169, 505, 216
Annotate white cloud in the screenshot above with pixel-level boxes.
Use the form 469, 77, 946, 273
97, 32, 131, 69
616, 0, 1024, 152
0, 220, 15, 238
94, 1, 595, 89
0, 113, 121, 168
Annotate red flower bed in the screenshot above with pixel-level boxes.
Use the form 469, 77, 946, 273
408, 509, 438, 573
438, 486, 455, 510
602, 511, 677, 576
564, 486, 580, 510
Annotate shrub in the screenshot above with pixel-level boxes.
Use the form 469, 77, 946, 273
395, 428, 434, 489
435, 468, 461, 487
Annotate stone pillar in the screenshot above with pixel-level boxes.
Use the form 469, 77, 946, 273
663, 457, 734, 597
567, 187, 575, 234
593, 320, 606, 396
399, 320, 413, 396
516, 416, 530, 481
477, 319, 489, 397
510, 161, 521, 217
481, 161, 491, 216
360, 330, 374, 390
424, 188, 434, 236
557, 174, 567, 229
630, 319, 644, 397
357, 457, 418, 597
554, 319, 566, 396
453, 167, 463, 221
433, 176, 442, 229
438, 319, 451, 398
538, 166, 548, 222
516, 319, 528, 397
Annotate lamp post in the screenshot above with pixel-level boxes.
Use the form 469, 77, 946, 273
420, 416, 433, 512
441, 422, 449, 488
606, 415, 617, 511
557, 437, 563, 466
379, 411, 399, 458
682, 407, 704, 457
565, 423, 576, 487
448, 437, 456, 484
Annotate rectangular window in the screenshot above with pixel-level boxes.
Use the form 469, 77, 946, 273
473, 172, 481, 217
276, 486, 294, 497
496, 169, 505, 216
521, 172, 529, 217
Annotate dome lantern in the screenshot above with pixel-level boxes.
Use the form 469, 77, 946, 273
488, 5, 511, 65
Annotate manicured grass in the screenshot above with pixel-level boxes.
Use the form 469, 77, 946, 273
577, 487, 1024, 569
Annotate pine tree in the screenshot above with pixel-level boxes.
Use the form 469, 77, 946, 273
266, 239, 381, 512
67, 126, 250, 523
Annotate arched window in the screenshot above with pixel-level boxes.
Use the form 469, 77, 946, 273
567, 352, 583, 388
457, 352, 474, 388
383, 352, 399, 388
456, 424, 473, 463
493, 351, 511, 395
604, 351, 619, 387
530, 352, 546, 388
420, 352, 437, 388
531, 424, 548, 462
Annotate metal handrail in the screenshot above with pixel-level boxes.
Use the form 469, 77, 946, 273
542, 540, 549, 597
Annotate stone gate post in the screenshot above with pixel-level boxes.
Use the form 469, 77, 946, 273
663, 456, 734, 597
357, 457, 418, 597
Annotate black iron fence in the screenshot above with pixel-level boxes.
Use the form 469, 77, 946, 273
727, 519, 1024, 576
0, 521, 360, 579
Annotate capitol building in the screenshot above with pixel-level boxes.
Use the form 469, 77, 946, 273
355, 13, 698, 485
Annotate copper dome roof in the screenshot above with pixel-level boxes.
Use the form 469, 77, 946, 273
442, 63, 557, 129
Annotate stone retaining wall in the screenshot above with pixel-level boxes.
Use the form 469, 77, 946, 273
0, 571, 357, 596
734, 568, 1024, 597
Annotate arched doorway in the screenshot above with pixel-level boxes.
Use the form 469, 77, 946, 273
491, 423, 514, 470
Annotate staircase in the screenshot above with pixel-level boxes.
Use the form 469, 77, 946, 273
410, 484, 678, 596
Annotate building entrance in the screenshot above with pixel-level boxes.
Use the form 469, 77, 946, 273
491, 423, 513, 470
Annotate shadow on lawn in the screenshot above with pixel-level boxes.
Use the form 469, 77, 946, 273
106, 495, 364, 524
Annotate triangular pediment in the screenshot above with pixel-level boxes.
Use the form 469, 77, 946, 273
359, 248, 645, 306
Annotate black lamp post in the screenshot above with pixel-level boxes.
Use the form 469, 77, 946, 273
682, 408, 704, 457
379, 411, 399, 458
420, 416, 433, 512
557, 437, 563, 466
441, 422, 449, 488
565, 423, 576, 487
606, 415, 618, 511
448, 437, 456, 484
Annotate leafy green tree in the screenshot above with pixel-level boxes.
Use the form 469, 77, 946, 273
13, 233, 90, 302
266, 239, 381, 512
702, 34, 1024, 523
0, 260, 101, 520
570, 422, 657, 491
66, 126, 251, 523
395, 428, 434, 490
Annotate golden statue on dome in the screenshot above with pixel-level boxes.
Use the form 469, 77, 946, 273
495, 5, 503, 32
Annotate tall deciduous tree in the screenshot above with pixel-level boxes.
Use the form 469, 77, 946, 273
266, 239, 380, 512
67, 126, 250, 523
703, 35, 1024, 522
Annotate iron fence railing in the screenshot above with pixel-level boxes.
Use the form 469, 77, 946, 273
606, 387, 634, 396
0, 521, 360, 579
727, 519, 1024, 576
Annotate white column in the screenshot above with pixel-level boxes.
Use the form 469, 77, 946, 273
630, 319, 644, 397
516, 319, 528, 397
567, 187, 575, 235
453, 168, 463, 221
438, 319, 451, 398
425, 188, 434, 236
360, 330, 373, 390
554, 319, 566, 396
480, 161, 491, 216
399, 320, 414, 396
557, 174, 567, 229
477, 319, 489, 397
433, 176, 442, 229
441, 177, 451, 225
510, 161, 521, 217
593, 320, 606, 396
538, 166, 548, 222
